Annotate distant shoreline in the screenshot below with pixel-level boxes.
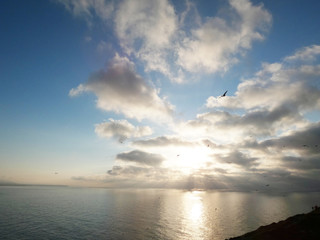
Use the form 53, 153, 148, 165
0, 183, 68, 187
1, 184, 320, 192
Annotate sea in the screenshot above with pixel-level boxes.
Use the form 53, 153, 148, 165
0, 186, 319, 240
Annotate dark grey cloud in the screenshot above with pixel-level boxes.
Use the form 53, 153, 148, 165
186, 105, 303, 139
260, 122, 320, 153
214, 150, 259, 169
116, 150, 165, 167
107, 165, 153, 176
281, 155, 320, 171
72, 163, 320, 192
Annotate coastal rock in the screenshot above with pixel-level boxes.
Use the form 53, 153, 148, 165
228, 207, 320, 240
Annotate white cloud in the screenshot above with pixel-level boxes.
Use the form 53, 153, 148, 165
96, 40, 112, 54
176, 0, 272, 73
57, 0, 114, 23
59, 0, 271, 83
180, 44, 320, 144
69, 54, 174, 122
69, 83, 86, 97
95, 118, 152, 143
115, 0, 176, 51
284, 45, 320, 62
114, 0, 177, 76
207, 45, 320, 112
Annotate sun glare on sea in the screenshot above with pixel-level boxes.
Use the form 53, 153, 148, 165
181, 191, 206, 239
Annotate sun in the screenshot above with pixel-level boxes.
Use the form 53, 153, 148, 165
163, 146, 212, 174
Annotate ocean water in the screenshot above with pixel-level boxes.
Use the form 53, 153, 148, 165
0, 187, 319, 240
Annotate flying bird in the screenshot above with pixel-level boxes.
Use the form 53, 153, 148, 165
119, 136, 127, 144
219, 90, 228, 98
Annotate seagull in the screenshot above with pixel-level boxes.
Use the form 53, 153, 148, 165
119, 136, 127, 144
219, 90, 228, 98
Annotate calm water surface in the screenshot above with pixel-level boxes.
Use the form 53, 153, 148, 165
0, 186, 319, 240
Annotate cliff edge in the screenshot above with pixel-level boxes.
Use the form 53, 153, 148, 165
228, 207, 320, 240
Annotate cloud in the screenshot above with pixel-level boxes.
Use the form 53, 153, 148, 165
176, 0, 272, 73
282, 156, 320, 171
96, 40, 112, 54
114, 0, 177, 77
58, 0, 272, 82
70, 44, 320, 191
214, 150, 259, 169
178, 107, 304, 143
107, 165, 152, 176
69, 54, 174, 122
57, 0, 114, 24
115, 0, 176, 51
260, 122, 320, 153
284, 45, 320, 62
95, 118, 152, 143
60, 0, 320, 191
203, 44, 320, 143
207, 45, 320, 112
132, 136, 197, 148
116, 150, 165, 167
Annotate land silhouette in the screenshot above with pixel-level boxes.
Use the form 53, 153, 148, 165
228, 206, 320, 240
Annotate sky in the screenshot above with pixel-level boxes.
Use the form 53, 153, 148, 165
1, 0, 320, 191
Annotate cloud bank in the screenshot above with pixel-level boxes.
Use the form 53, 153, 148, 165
71, 44, 320, 191
60, 0, 272, 82
60, 0, 320, 191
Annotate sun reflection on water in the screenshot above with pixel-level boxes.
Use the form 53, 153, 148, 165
190, 200, 203, 221
182, 191, 206, 239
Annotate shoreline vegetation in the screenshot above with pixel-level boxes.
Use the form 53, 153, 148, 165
228, 207, 320, 240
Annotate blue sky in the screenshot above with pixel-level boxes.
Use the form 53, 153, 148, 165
1, 0, 320, 191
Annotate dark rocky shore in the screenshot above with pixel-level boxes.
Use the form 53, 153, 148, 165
228, 207, 320, 240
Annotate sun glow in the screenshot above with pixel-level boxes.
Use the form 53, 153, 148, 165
163, 146, 212, 174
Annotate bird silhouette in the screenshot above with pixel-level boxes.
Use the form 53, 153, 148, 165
220, 90, 228, 98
